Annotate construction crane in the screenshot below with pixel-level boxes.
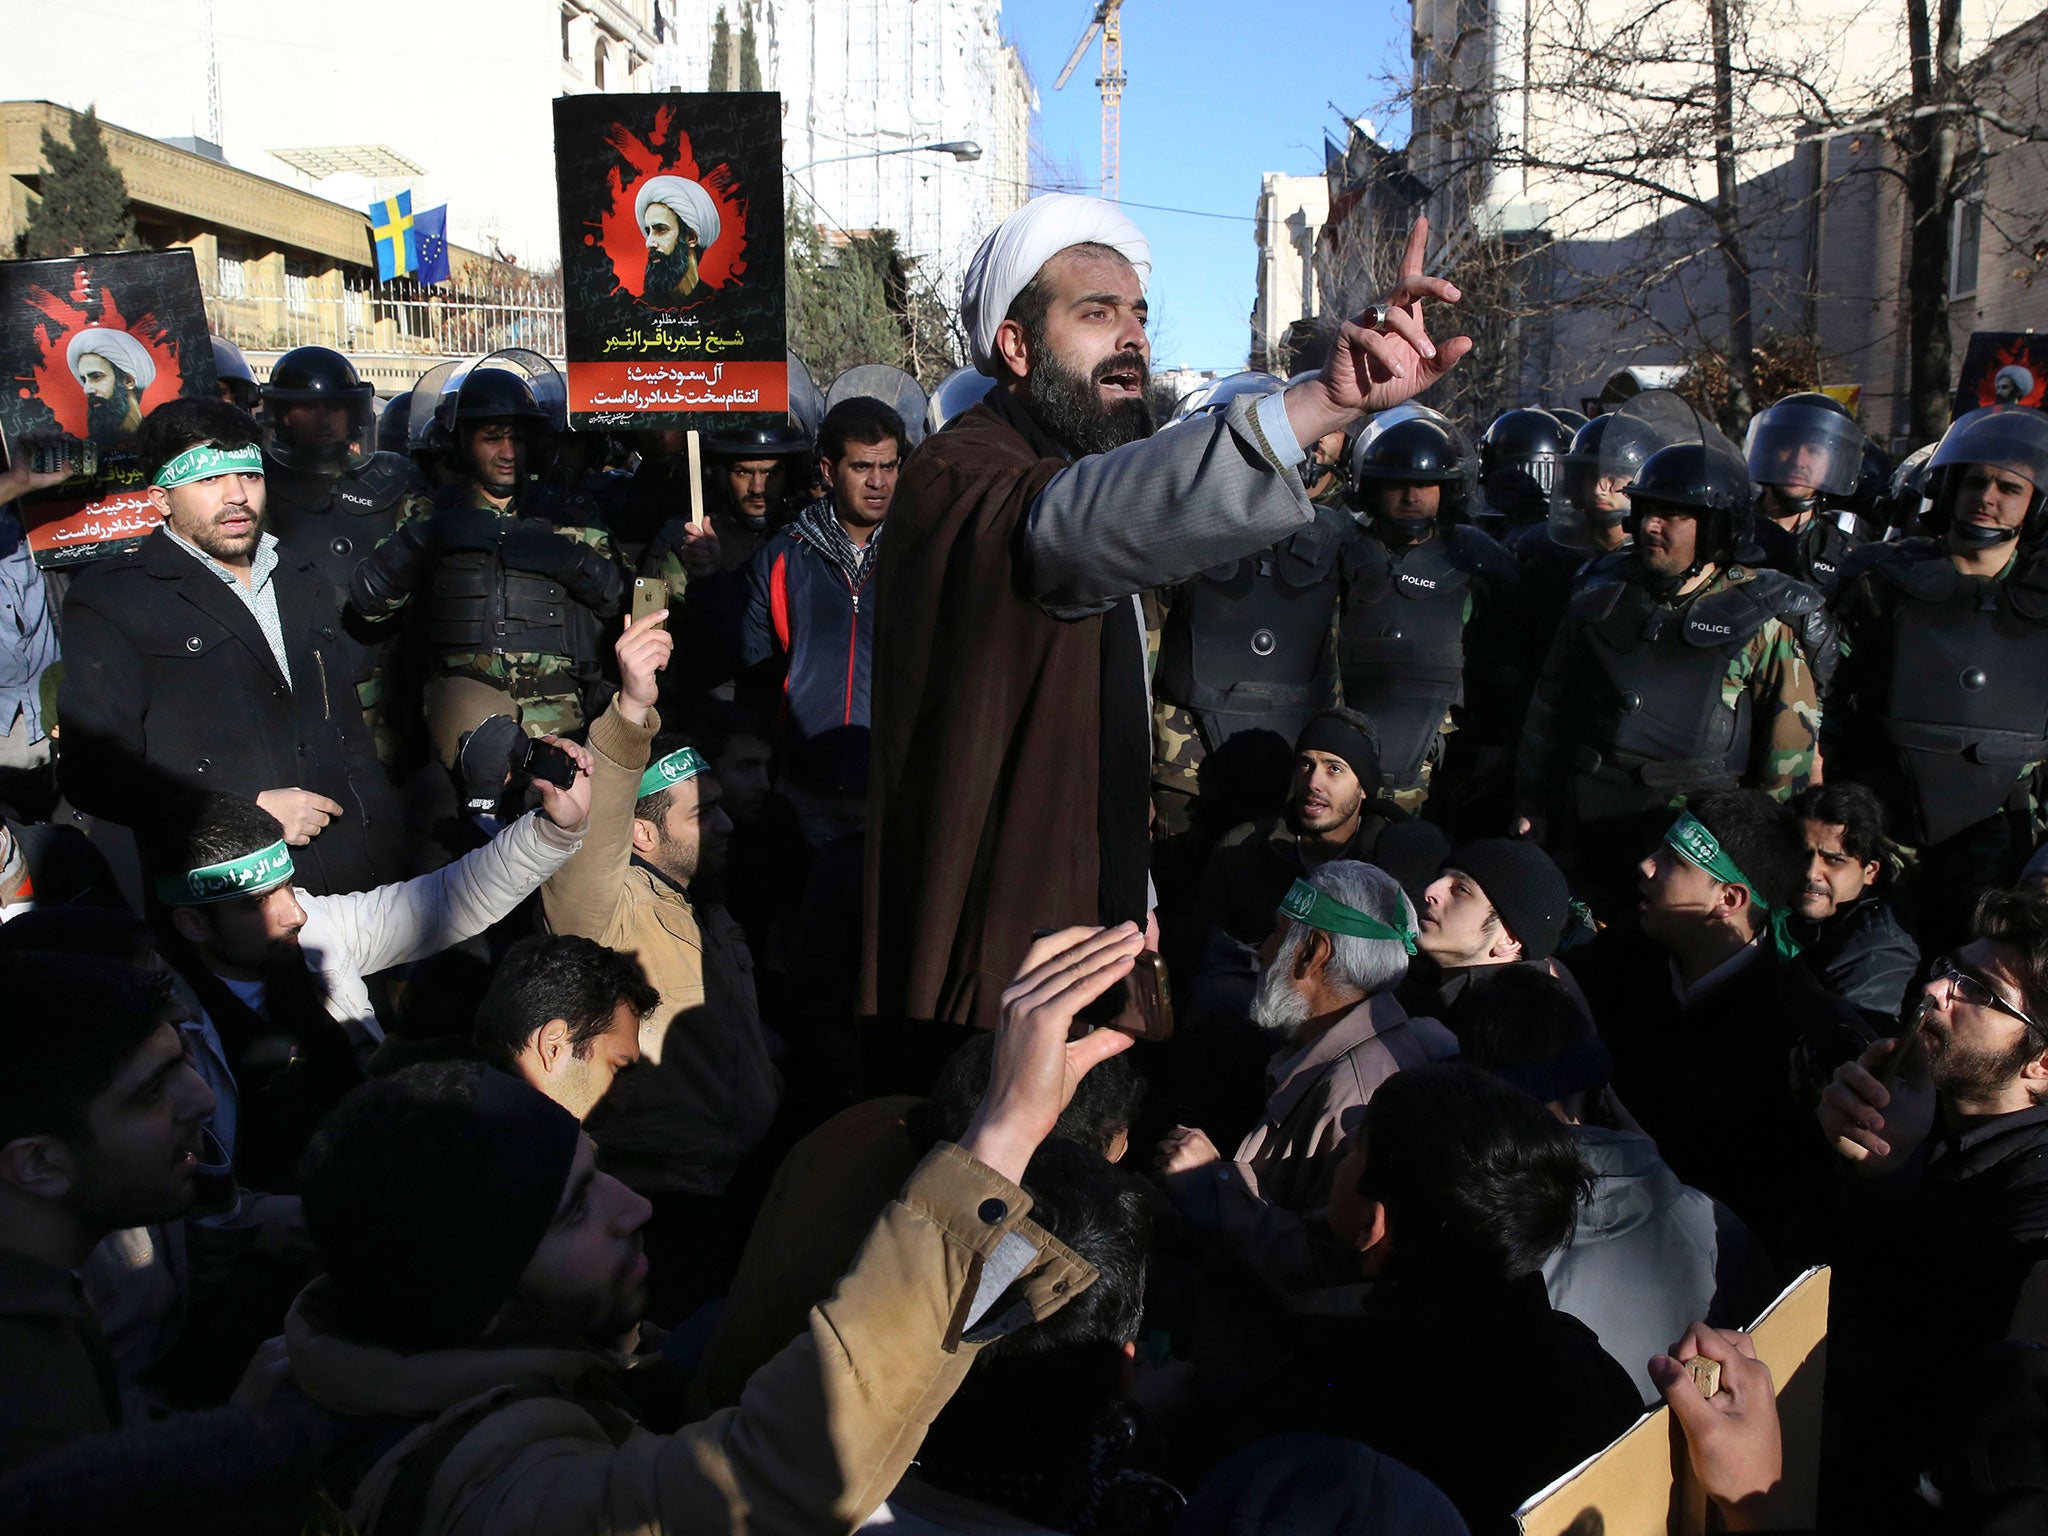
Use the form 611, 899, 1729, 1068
1054, 0, 1127, 201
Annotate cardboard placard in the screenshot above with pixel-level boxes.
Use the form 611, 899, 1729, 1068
1954, 332, 2048, 418
553, 92, 787, 432
1516, 1266, 1831, 1536
0, 250, 218, 567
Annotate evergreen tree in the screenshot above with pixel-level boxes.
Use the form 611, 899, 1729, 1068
708, 7, 733, 90
785, 194, 906, 380
739, 8, 762, 91
23, 106, 136, 259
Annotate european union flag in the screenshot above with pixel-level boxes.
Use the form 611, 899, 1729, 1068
369, 191, 417, 281
415, 204, 451, 286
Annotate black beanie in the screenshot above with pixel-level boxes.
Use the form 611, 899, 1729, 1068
1446, 838, 1572, 961
301, 1061, 581, 1352
1295, 712, 1383, 797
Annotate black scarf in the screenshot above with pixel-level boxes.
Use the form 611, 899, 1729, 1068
983, 387, 1152, 928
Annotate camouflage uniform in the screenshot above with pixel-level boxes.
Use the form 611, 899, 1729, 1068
1518, 562, 1828, 888
350, 481, 624, 766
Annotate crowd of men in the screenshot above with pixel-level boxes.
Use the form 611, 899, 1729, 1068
2, 191, 2047, 1536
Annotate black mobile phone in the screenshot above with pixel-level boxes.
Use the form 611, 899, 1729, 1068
512, 736, 578, 790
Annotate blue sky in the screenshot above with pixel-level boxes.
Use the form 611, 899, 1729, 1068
1002, 0, 1411, 371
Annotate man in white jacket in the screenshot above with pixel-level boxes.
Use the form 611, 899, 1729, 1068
153, 762, 592, 1194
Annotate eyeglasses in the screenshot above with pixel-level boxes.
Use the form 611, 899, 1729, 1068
1930, 955, 2042, 1034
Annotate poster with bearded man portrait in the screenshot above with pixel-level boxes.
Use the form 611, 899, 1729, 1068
0, 249, 217, 566
553, 92, 787, 431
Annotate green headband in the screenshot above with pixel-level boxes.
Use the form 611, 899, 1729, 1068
1664, 813, 1802, 961
1280, 878, 1418, 954
637, 746, 709, 799
154, 442, 264, 490
153, 839, 296, 907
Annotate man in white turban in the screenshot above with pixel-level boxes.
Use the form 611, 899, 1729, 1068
634, 174, 721, 303
861, 196, 1469, 1082
1995, 364, 2036, 406
67, 325, 157, 442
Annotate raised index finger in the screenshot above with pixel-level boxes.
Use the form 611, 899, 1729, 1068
1400, 215, 1430, 282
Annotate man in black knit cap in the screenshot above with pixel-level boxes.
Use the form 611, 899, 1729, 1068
1403, 837, 1578, 1026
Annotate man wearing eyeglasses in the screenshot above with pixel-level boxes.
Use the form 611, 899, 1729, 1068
1816, 887, 2048, 1532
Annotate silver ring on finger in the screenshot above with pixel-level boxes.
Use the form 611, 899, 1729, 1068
1365, 303, 1390, 331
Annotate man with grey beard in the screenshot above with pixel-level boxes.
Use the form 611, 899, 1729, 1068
1154, 859, 1457, 1293
862, 195, 1470, 1086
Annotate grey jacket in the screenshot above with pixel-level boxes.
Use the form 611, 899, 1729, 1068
1542, 1124, 1774, 1404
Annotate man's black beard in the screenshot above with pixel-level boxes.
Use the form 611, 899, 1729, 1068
86, 382, 140, 442
643, 243, 700, 304
1027, 348, 1152, 458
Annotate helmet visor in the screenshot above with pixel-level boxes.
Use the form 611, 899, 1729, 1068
260, 386, 375, 475
1929, 406, 2048, 491
1746, 404, 1865, 497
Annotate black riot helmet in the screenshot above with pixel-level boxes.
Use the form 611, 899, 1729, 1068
211, 336, 259, 413
435, 360, 555, 491
1923, 405, 2048, 549
1624, 440, 1754, 567
1550, 390, 1701, 550
706, 417, 815, 460
377, 391, 414, 458
1745, 391, 1866, 518
706, 415, 818, 528
1349, 409, 1473, 533
1548, 406, 1591, 434
1478, 408, 1573, 523
261, 346, 376, 477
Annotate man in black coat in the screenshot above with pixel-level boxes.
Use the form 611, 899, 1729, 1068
1790, 780, 1921, 1030
1174, 1064, 1642, 1536
1575, 788, 1875, 1263
57, 399, 404, 896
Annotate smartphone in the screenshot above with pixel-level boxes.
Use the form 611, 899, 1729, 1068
1873, 1003, 1931, 1083
512, 736, 579, 790
1118, 951, 1175, 1043
631, 576, 667, 623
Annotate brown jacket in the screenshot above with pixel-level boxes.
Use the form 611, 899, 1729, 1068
860, 400, 1088, 1035
0, 1248, 121, 1472
290, 1145, 1094, 1536
1173, 992, 1459, 1293
542, 699, 780, 1195
863, 391, 1318, 1036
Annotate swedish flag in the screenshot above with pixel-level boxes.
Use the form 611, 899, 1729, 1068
370, 191, 417, 281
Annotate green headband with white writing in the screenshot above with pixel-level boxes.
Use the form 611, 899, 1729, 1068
1279, 878, 1418, 954
154, 442, 264, 490
153, 839, 296, 907
1664, 812, 1803, 961
637, 746, 709, 800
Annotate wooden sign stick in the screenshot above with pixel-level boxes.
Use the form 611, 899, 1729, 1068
687, 429, 705, 531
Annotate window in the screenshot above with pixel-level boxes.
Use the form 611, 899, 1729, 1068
562, 6, 574, 62
595, 39, 608, 89
1952, 193, 1983, 301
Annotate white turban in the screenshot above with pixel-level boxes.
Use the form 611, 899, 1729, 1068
961, 193, 1152, 376
66, 326, 157, 391
1997, 364, 2036, 399
634, 175, 721, 252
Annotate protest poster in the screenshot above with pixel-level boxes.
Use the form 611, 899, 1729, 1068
0, 249, 218, 568
553, 92, 787, 432
1954, 331, 2048, 418
1515, 1266, 1831, 1536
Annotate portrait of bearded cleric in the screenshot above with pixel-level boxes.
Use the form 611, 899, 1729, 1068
68, 325, 156, 444
635, 175, 722, 304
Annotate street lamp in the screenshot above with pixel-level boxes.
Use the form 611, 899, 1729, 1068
786, 141, 982, 176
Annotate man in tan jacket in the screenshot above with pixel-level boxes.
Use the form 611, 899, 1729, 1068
1155, 859, 1456, 1294
539, 608, 782, 1317
290, 923, 1144, 1536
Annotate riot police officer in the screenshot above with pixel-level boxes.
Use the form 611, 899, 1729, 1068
211, 336, 259, 412
1505, 394, 1700, 666
1824, 406, 2048, 947
1747, 391, 1870, 599
1477, 408, 1574, 531
1150, 373, 1348, 832
259, 346, 430, 764
349, 356, 625, 767
1337, 409, 1520, 816
1517, 433, 1834, 905
638, 414, 818, 699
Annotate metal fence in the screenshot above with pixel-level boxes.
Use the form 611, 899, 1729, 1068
206, 260, 566, 369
